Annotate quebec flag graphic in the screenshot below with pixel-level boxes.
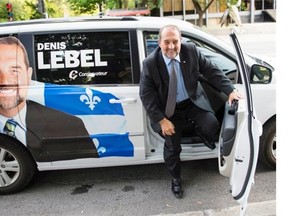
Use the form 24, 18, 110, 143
42, 83, 134, 158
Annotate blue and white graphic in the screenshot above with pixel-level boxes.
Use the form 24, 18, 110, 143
44, 84, 124, 116
92, 133, 133, 157
40, 83, 134, 158
80, 88, 101, 111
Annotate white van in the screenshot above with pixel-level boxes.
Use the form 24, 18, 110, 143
0, 16, 275, 212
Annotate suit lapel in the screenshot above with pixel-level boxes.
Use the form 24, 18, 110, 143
179, 51, 188, 77
157, 51, 169, 87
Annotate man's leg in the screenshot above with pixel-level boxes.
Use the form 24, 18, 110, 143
163, 135, 182, 179
187, 105, 219, 149
163, 117, 185, 198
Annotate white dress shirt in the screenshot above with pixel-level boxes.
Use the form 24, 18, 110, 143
162, 54, 189, 102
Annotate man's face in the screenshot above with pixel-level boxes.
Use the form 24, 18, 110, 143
0, 44, 32, 114
158, 27, 181, 59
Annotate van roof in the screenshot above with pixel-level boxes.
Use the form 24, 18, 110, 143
0, 16, 199, 36
0, 16, 138, 27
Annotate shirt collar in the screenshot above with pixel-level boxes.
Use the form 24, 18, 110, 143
162, 53, 181, 66
0, 103, 27, 132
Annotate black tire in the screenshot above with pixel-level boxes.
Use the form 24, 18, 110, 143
258, 119, 276, 169
0, 135, 37, 195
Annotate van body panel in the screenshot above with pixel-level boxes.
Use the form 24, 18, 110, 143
0, 17, 275, 195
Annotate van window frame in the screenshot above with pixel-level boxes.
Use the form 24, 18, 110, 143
19, 29, 140, 86
143, 31, 240, 84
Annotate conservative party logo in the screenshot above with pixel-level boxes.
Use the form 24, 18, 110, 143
69, 70, 108, 81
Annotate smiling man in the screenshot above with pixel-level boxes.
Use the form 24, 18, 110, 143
0, 37, 32, 118
139, 24, 243, 198
0, 36, 99, 162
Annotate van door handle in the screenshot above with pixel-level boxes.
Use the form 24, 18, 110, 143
109, 98, 137, 104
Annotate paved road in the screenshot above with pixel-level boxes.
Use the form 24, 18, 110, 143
1, 159, 275, 216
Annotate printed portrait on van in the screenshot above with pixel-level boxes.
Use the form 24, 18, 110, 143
0, 36, 134, 163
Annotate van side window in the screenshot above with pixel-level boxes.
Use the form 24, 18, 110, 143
34, 32, 132, 85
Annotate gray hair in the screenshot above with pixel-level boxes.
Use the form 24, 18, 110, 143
159, 24, 181, 40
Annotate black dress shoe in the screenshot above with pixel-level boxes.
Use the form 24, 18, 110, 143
203, 139, 216, 150
171, 178, 183, 198
194, 125, 216, 150
197, 133, 216, 150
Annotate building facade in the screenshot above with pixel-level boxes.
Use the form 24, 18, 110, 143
159, 0, 276, 25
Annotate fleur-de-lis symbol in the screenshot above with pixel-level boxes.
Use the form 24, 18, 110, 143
80, 88, 101, 110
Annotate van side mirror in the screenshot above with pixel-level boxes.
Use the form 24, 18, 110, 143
250, 64, 272, 84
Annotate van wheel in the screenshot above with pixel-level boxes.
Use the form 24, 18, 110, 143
0, 136, 36, 195
258, 119, 276, 169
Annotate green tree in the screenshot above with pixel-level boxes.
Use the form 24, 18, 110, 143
147, 0, 162, 16
67, 0, 149, 15
191, 0, 216, 27
0, 0, 68, 22
45, 0, 66, 18
67, 0, 106, 15
25, 0, 43, 19
0, 0, 38, 22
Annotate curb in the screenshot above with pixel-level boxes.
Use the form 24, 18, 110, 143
151, 200, 276, 216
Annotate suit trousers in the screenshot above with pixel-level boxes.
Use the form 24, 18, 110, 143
163, 99, 219, 179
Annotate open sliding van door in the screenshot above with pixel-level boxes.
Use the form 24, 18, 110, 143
218, 32, 263, 216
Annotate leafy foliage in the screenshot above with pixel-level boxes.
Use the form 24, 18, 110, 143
0, 0, 67, 22
0, 0, 34, 21
67, 0, 105, 15
45, 0, 66, 17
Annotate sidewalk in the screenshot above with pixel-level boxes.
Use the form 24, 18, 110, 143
152, 200, 276, 216
202, 22, 276, 59
202, 22, 276, 35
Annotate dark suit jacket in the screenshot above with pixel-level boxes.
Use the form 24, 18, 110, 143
139, 43, 235, 130
26, 100, 99, 162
